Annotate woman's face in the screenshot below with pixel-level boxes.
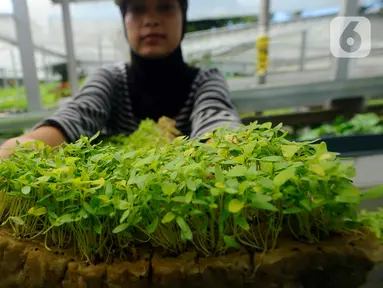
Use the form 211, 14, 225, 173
124, 0, 183, 58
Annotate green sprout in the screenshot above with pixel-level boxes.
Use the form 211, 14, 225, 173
0, 119, 368, 263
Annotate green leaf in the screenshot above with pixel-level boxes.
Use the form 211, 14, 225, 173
251, 201, 278, 212
228, 199, 245, 213
210, 188, 222, 196
232, 155, 245, 164
128, 174, 149, 185
89, 131, 101, 143
283, 207, 304, 214
248, 192, 272, 203
223, 235, 240, 248
190, 209, 204, 216
225, 187, 238, 194
176, 216, 193, 241
192, 199, 209, 205
281, 145, 300, 158
112, 223, 129, 234
335, 186, 360, 203
186, 179, 196, 191
258, 177, 274, 190
172, 196, 186, 203
105, 181, 113, 196
227, 166, 247, 178
260, 122, 272, 129
65, 157, 80, 166
249, 193, 278, 211
21, 186, 31, 195
261, 156, 283, 162
215, 182, 225, 189
82, 202, 96, 215
244, 142, 257, 155
113, 152, 122, 162
274, 167, 296, 187
170, 171, 178, 180
37, 175, 51, 183
93, 222, 102, 234
116, 200, 130, 210
185, 191, 193, 204
135, 154, 155, 168
335, 195, 360, 203
146, 217, 159, 234
53, 214, 75, 227
162, 182, 178, 196
162, 212, 176, 224
120, 210, 131, 224
96, 206, 113, 217
273, 162, 292, 171
235, 216, 250, 230
9, 216, 25, 226
215, 165, 225, 182
238, 181, 249, 195
247, 164, 258, 177
300, 199, 312, 211
362, 185, 383, 200
260, 162, 273, 174
226, 179, 239, 188
36, 193, 52, 204
28, 207, 47, 217
309, 164, 325, 176
56, 190, 76, 202
209, 203, 218, 209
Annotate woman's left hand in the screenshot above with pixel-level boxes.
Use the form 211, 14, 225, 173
157, 116, 182, 141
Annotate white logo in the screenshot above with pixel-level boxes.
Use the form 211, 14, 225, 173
330, 16, 371, 58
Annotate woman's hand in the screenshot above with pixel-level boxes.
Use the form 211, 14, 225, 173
0, 136, 36, 158
157, 116, 182, 141
0, 126, 65, 159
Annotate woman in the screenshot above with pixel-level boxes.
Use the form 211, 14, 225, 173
0, 0, 241, 158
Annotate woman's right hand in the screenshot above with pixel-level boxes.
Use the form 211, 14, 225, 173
0, 136, 39, 158
157, 116, 182, 141
0, 126, 66, 159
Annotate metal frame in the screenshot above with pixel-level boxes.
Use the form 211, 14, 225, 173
12, 0, 42, 112
61, 0, 78, 96
10, 0, 107, 113
1, 75, 383, 133
231, 75, 383, 113
52, 0, 111, 95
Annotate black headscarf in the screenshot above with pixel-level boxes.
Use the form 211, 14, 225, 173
119, 0, 199, 121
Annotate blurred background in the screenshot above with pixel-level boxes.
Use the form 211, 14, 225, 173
0, 0, 383, 189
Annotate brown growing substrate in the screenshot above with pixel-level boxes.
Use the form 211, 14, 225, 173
0, 229, 382, 288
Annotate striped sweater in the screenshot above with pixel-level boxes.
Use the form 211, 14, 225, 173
35, 62, 242, 143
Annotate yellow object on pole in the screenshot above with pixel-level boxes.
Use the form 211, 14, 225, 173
257, 0, 270, 84
256, 34, 269, 76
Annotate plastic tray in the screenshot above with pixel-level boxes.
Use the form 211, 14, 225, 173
303, 134, 383, 158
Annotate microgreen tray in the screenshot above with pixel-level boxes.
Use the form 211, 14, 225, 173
306, 134, 383, 158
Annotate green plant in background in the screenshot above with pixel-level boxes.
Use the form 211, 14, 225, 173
358, 208, 383, 241
298, 113, 383, 141
103, 119, 176, 151
356, 185, 383, 242
0, 120, 377, 263
0, 79, 86, 112
0, 83, 58, 112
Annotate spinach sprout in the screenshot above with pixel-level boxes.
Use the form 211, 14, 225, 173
0, 120, 365, 262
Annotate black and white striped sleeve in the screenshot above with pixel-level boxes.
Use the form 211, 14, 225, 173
33, 65, 117, 143
189, 69, 242, 138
